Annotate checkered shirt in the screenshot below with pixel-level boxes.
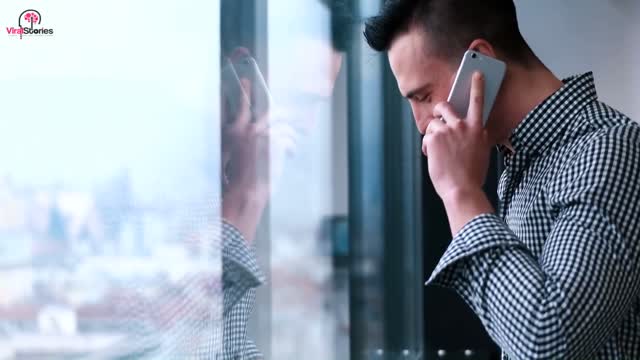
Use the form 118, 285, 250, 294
87, 218, 264, 360
426, 72, 640, 359
220, 220, 265, 360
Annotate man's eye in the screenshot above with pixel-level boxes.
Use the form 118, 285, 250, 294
408, 95, 430, 104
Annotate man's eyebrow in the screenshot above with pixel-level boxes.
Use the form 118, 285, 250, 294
404, 83, 431, 99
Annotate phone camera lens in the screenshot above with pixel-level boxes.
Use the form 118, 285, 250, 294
471, 53, 477, 59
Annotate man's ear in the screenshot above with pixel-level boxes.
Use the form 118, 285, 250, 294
468, 39, 498, 58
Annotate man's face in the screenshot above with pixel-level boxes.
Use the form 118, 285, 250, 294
270, 35, 343, 136
388, 27, 457, 135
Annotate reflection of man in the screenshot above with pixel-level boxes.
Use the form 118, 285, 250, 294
219, 1, 350, 358
365, 1, 640, 359
90, 1, 351, 359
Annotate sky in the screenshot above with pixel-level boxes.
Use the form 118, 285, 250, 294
0, 0, 344, 221
0, 0, 220, 201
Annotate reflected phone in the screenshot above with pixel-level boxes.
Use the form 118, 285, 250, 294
221, 54, 271, 121
447, 50, 506, 126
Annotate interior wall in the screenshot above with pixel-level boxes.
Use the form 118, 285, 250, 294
515, 0, 639, 121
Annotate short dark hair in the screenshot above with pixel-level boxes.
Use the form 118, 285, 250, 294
322, 0, 353, 52
364, 0, 535, 64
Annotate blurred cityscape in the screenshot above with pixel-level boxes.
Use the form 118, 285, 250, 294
0, 173, 227, 359
0, 170, 350, 359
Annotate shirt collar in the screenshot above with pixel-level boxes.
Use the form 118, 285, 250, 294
502, 72, 598, 166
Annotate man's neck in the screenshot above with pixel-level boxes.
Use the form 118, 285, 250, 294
491, 64, 564, 145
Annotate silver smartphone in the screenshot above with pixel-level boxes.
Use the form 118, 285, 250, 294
447, 50, 506, 126
221, 55, 271, 122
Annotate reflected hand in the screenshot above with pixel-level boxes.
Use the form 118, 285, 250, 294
221, 78, 270, 196
221, 79, 298, 196
220, 78, 298, 243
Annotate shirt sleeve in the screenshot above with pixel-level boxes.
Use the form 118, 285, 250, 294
82, 215, 266, 359
222, 220, 265, 360
222, 220, 265, 314
426, 126, 640, 360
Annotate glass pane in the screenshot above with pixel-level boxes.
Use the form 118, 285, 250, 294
1, 0, 427, 359
267, 2, 347, 360
219, 1, 424, 359
0, 0, 223, 358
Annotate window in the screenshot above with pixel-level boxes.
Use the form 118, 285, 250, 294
0, 1, 425, 359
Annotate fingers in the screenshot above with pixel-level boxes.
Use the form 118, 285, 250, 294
269, 122, 299, 155
422, 114, 464, 157
236, 78, 253, 125
252, 107, 271, 130
425, 117, 447, 134
468, 71, 485, 128
252, 117, 270, 135
422, 118, 444, 157
433, 101, 462, 123
247, 120, 299, 157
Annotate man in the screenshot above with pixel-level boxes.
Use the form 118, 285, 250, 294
365, 0, 640, 359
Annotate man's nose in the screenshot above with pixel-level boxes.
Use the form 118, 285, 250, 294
411, 105, 428, 134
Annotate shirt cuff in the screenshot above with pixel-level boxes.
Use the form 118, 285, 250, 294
426, 213, 523, 288
222, 220, 266, 288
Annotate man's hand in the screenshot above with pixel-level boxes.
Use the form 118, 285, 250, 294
422, 72, 494, 235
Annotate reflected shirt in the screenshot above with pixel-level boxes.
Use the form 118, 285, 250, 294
88, 216, 264, 360
427, 72, 640, 359
220, 221, 265, 360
